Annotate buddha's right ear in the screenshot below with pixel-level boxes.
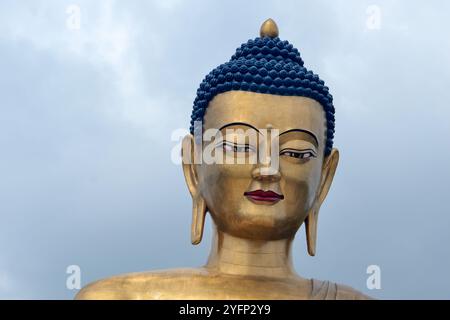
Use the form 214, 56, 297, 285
181, 134, 207, 245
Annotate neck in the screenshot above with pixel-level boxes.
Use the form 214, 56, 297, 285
204, 224, 298, 279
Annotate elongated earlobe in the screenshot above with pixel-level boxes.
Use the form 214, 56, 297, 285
181, 134, 207, 245
305, 205, 319, 256
305, 148, 339, 256
191, 195, 207, 245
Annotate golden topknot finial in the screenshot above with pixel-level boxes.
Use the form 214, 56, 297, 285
260, 18, 279, 38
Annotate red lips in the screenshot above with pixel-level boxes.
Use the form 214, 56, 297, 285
244, 190, 284, 203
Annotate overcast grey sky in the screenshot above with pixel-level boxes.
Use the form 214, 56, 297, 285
0, 0, 449, 299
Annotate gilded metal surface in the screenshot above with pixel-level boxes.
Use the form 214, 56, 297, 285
76, 91, 370, 300
76, 19, 371, 300
260, 18, 279, 38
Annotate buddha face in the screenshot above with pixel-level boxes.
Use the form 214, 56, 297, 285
183, 90, 338, 241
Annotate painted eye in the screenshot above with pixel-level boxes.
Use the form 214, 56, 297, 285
302, 152, 313, 159
221, 142, 254, 153
222, 143, 234, 152
280, 149, 316, 160
236, 145, 252, 152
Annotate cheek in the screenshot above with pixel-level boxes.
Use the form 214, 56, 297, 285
280, 160, 322, 211
199, 164, 253, 208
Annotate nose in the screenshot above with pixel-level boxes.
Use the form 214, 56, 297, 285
251, 126, 281, 182
251, 165, 281, 182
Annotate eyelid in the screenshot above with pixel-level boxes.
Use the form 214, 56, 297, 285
279, 138, 317, 150
280, 148, 317, 156
215, 140, 257, 151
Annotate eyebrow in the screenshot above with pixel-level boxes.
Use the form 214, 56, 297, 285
219, 122, 261, 134
279, 129, 319, 147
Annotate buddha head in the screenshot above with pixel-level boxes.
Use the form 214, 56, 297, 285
182, 19, 339, 256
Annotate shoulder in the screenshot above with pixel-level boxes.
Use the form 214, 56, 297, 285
335, 283, 373, 300
75, 273, 135, 300
75, 268, 210, 300
310, 279, 373, 300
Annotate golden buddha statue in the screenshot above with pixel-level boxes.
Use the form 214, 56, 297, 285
76, 19, 371, 300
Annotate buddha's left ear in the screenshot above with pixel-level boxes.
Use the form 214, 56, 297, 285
181, 134, 207, 245
306, 148, 340, 256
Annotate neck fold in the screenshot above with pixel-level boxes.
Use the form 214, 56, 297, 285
204, 224, 298, 279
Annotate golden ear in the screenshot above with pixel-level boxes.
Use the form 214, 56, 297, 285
181, 134, 207, 245
191, 196, 207, 245
317, 148, 339, 205
305, 204, 319, 256
305, 148, 339, 256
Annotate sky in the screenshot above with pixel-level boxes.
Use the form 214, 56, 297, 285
0, 0, 449, 299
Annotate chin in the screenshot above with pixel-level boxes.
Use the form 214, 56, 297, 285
212, 207, 302, 240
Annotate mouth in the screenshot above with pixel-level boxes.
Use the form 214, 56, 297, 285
244, 189, 284, 204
